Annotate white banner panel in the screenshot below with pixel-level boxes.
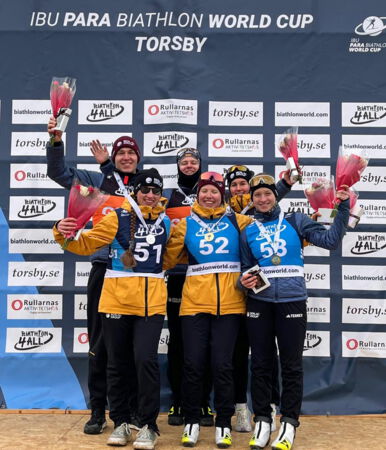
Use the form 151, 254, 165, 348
6, 328, 62, 353
158, 328, 170, 354
342, 232, 386, 258
10, 164, 61, 189
307, 297, 330, 323
280, 198, 313, 216
275, 165, 331, 191
74, 295, 88, 320
75, 262, 92, 287
342, 103, 386, 127
208, 101, 263, 126
357, 200, 386, 224
275, 102, 330, 126
342, 134, 386, 159
9, 196, 65, 221
9, 229, 63, 254
77, 132, 132, 156
356, 166, 386, 192
12, 100, 52, 124
275, 134, 330, 158
144, 99, 197, 125
7, 294, 63, 320
342, 332, 386, 358
143, 131, 197, 156
8, 261, 64, 286
11, 132, 66, 157
342, 265, 386, 291
73, 328, 89, 353
304, 264, 330, 289
143, 164, 178, 189
78, 100, 133, 125
342, 298, 386, 324
303, 330, 330, 357
208, 133, 263, 158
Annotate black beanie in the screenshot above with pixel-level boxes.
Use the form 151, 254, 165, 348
133, 168, 163, 193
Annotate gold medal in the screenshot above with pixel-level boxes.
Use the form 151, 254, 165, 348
271, 254, 281, 265
205, 233, 214, 242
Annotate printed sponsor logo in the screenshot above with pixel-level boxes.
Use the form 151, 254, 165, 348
7, 294, 63, 320
342, 134, 386, 159
358, 200, 386, 224
274, 134, 330, 158
208, 134, 263, 157
144, 99, 197, 125
105, 314, 122, 319
143, 164, 178, 190
355, 167, 386, 192
342, 103, 386, 127
10, 164, 61, 189
342, 265, 386, 291
304, 264, 330, 289
143, 131, 197, 156
275, 102, 330, 127
342, 298, 386, 325
9, 229, 63, 254
78, 100, 132, 125
77, 132, 132, 156
11, 132, 66, 157
342, 332, 386, 358
73, 328, 89, 353
303, 245, 329, 257
246, 312, 260, 319
342, 232, 386, 257
280, 198, 313, 216
8, 261, 64, 286
158, 328, 169, 354
12, 100, 52, 124
303, 330, 330, 357
75, 262, 92, 287
349, 17, 386, 53
275, 165, 330, 192
208, 164, 263, 178
307, 297, 330, 323
74, 295, 87, 320
9, 196, 65, 221
6, 328, 62, 353
209, 101, 263, 127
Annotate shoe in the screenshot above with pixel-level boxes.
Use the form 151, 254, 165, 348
215, 427, 232, 448
270, 404, 277, 432
83, 409, 107, 434
107, 423, 131, 446
129, 413, 141, 431
249, 421, 271, 449
181, 423, 200, 447
133, 425, 158, 449
199, 405, 214, 427
271, 422, 295, 450
235, 403, 252, 432
168, 405, 184, 426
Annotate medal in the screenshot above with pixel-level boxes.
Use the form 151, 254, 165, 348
205, 233, 214, 242
271, 254, 281, 265
146, 234, 156, 245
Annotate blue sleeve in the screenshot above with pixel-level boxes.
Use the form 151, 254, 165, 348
46, 140, 103, 190
237, 227, 257, 290
276, 179, 291, 202
100, 159, 115, 175
295, 199, 350, 250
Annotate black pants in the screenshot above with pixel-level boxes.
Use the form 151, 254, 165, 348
181, 314, 241, 428
87, 263, 137, 413
167, 273, 212, 409
247, 299, 307, 427
233, 317, 280, 405
102, 313, 164, 431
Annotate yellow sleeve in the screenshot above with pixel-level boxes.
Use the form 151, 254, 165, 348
235, 213, 253, 231
53, 211, 119, 255
163, 218, 187, 270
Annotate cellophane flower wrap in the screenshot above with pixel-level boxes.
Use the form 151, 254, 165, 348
278, 127, 302, 183
50, 77, 76, 118
304, 177, 336, 211
335, 146, 368, 191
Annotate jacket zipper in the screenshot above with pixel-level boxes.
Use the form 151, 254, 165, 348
215, 273, 220, 317
145, 277, 148, 320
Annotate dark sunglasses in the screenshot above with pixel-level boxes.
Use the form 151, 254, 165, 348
139, 186, 162, 195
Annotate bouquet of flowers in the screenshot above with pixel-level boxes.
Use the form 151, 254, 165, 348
304, 177, 336, 223
335, 146, 368, 191
50, 76, 76, 136
347, 187, 364, 228
62, 180, 109, 249
278, 127, 302, 183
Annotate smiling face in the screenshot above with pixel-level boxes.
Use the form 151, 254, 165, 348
136, 186, 161, 207
114, 147, 138, 173
252, 187, 277, 213
230, 178, 250, 196
198, 185, 222, 209
178, 156, 200, 176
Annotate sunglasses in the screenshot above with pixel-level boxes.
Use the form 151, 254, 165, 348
250, 174, 275, 187
139, 186, 162, 195
177, 148, 200, 159
227, 165, 249, 173
200, 171, 224, 183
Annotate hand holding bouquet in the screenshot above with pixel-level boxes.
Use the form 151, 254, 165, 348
304, 177, 336, 223
49, 77, 76, 142
278, 127, 302, 183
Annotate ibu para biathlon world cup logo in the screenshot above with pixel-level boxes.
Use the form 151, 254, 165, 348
355, 16, 386, 36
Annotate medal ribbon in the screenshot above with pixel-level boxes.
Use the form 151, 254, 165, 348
254, 211, 285, 257
190, 211, 227, 235
177, 186, 196, 206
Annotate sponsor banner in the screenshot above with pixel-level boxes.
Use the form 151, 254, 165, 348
10, 164, 61, 189
6, 328, 62, 353
342, 232, 386, 258
12, 100, 52, 124
158, 328, 170, 354
358, 200, 386, 224
342, 298, 386, 325
11, 132, 66, 157
356, 166, 386, 192
275, 165, 330, 192
73, 328, 89, 353
342, 265, 386, 291
9, 228, 63, 254
143, 131, 197, 157
303, 330, 330, 357
342, 135, 386, 159
342, 103, 386, 127
74, 295, 88, 320
7, 294, 63, 320
342, 332, 386, 358
275, 134, 330, 159
208, 101, 263, 127
304, 264, 330, 289
9, 196, 65, 221
8, 261, 64, 286
78, 100, 132, 125
144, 99, 197, 125
303, 245, 329, 257
350, 16, 386, 53
280, 198, 313, 216
275, 102, 330, 127
209, 164, 263, 178
208, 133, 263, 158
77, 132, 132, 156
307, 297, 330, 323
143, 164, 178, 189
75, 262, 92, 286
76, 163, 100, 172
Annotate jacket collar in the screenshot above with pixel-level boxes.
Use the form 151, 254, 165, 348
254, 204, 281, 223
121, 197, 168, 220
191, 201, 227, 219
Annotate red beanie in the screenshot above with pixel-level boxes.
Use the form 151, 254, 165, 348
111, 136, 141, 163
